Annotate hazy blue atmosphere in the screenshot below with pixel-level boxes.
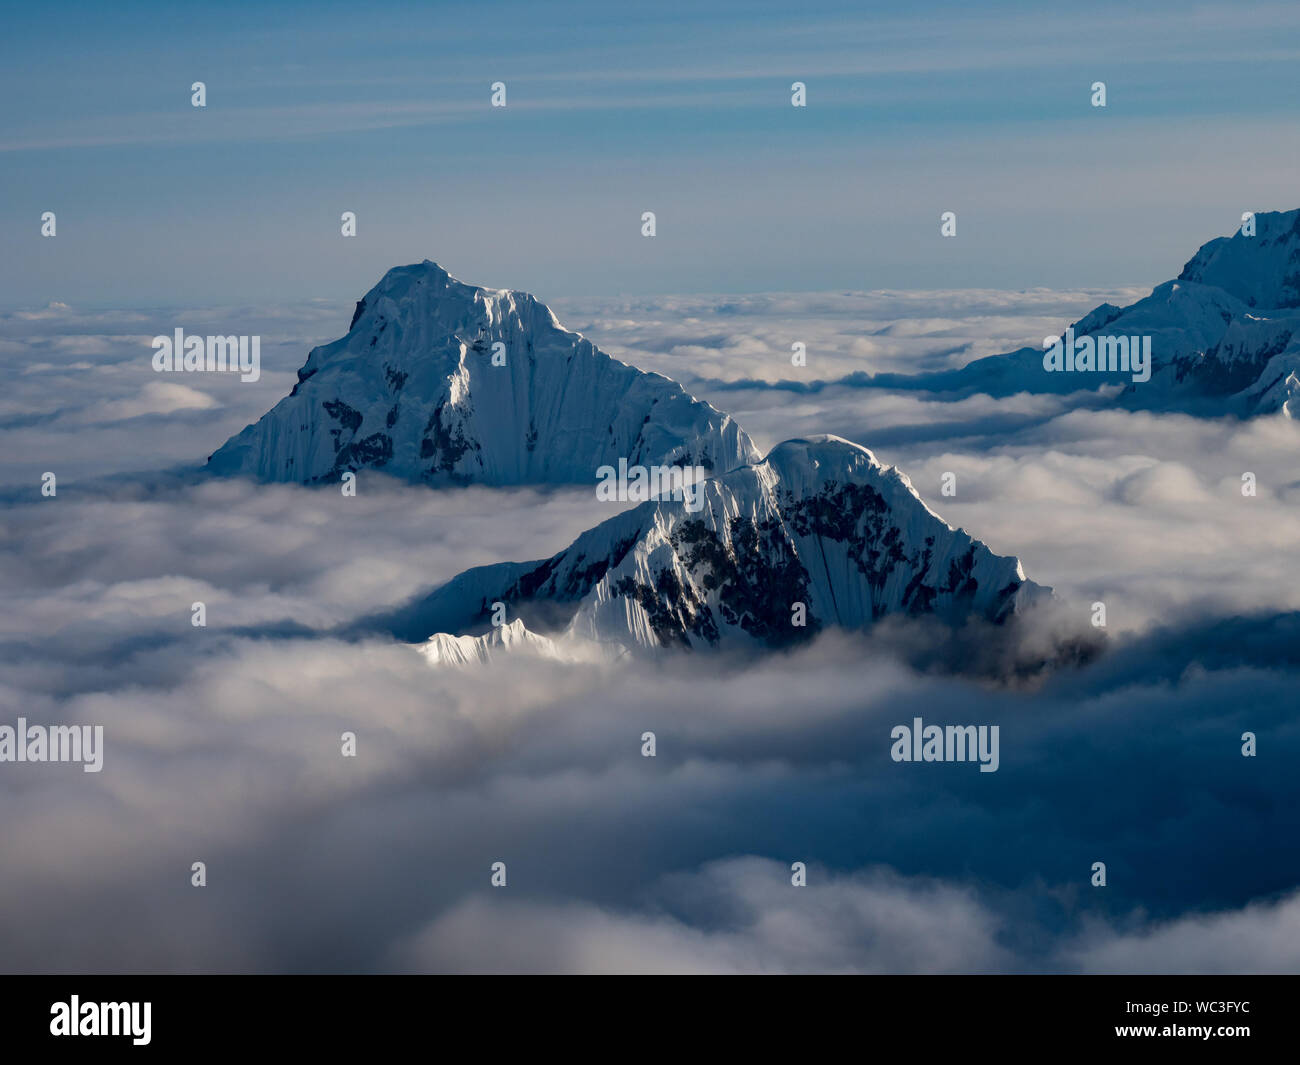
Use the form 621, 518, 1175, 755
3, 0, 1299, 305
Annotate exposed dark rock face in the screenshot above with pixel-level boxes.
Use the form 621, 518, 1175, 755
378, 437, 1047, 654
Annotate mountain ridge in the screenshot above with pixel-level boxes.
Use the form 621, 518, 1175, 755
207, 260, 760, 484
865, 209, 1300, 417
368, 435, 1049, 656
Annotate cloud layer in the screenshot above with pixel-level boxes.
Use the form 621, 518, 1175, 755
1, 289, 1297, 972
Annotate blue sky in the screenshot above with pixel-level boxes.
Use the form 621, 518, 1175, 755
4, 0, 1300, 306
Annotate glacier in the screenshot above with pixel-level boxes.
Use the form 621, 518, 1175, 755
381, 435, 1049, 657
207, 260, 759, 484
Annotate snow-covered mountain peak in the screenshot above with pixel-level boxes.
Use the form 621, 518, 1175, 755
758, 435, 950, 530
207, 262, 759, 484
384, 435, 1048, 655
418, 617, 569, 667
764, 433, 880, 468
874, 209, 1300, 417
1176, 208, 1300, 310
346, 260, 550, 337
755, 435, 880, 494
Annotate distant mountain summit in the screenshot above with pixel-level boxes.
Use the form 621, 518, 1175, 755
207, 261, 758, 484
1177, 209, 1300, 310
418, 618, 565, 666
381, 436, 1048, 655
873, 209, 1300, 417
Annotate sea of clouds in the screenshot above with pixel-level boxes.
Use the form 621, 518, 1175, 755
2, 289, 1298, 972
